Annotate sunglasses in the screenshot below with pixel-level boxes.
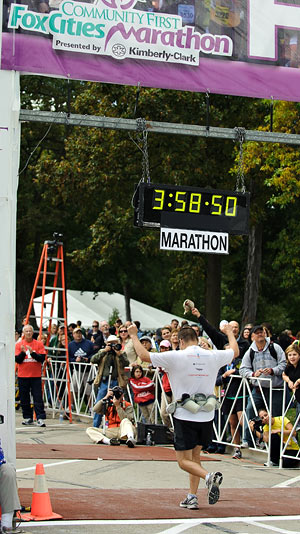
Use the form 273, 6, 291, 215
119, 330, 127, 333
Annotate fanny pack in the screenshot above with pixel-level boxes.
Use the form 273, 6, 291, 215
166, 393, 220, 415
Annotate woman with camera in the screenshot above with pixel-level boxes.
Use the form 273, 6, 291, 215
91, 335, 129, 428
250, 408, 300, 467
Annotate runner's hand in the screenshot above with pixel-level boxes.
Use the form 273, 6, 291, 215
128, 324, 138, 337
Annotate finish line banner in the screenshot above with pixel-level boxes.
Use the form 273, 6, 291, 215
2, 1, 300, 101
160, 227, 229, 254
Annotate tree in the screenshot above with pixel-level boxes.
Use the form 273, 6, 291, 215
20, 78, 279, 329
16, 76, 85, 326
239, 100, 300, 328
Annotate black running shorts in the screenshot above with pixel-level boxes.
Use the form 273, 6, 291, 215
222, 396, 244, 415
173, 416, 213, 451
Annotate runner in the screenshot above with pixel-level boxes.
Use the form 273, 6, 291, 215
128, 321, 239, 509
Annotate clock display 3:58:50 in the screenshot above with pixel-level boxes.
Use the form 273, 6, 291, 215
152, 189, 238, 217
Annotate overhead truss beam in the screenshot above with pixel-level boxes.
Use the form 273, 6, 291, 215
19, 110, 300, 146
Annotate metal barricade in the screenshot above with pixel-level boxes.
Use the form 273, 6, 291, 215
42, 362, 173, 428
43, 360, 97, 418
213, 376, 273, 464
126, 367, 173, 427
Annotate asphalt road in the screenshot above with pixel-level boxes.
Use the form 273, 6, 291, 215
15, 411, 300, 534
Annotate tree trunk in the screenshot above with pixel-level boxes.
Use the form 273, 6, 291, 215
242, 223, 263, 325
123, 283, 131, 322
205, 255, 222, 328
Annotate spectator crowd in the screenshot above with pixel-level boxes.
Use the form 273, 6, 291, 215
15, 310, 300, 463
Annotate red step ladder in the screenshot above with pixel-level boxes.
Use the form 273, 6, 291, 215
24, 234, 72, 422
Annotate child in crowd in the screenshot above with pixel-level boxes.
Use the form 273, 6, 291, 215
282, 344, 300, 431
129, 365, 155, 423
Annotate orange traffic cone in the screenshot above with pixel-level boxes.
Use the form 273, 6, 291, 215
21, 463, 62, 520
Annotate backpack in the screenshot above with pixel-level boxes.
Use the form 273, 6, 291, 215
249, 342, 278, 366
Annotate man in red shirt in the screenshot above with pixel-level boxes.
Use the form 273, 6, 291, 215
15, 325, 46, 427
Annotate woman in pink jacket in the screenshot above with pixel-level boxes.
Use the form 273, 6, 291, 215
130, 365, 155, 423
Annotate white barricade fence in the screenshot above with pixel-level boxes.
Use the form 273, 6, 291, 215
43, 359, 97, 418
42, 362, 173, 428
213, 375, 274, 465
125, 367, 170, 426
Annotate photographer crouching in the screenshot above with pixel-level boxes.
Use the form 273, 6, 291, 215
249, 408, 300, 467
91, 335, 129, 428
86, 386, 136, 447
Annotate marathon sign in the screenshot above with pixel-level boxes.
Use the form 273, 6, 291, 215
160, 228, 229, 255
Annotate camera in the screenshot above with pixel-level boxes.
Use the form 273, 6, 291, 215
111, 386, 123, 400
53, 232, 63, 240
110, 343, 122, 352
251, 416, 263, 433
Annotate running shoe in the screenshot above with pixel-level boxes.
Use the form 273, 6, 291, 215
1, 525, 25, 533
232, 447, 242, 459
206, 471, 223, 505
126, 437, 136, 448
179, 495, 199, 509
21, 418, 33, 426
109, 438, 120, 446
35, 419, 46, 427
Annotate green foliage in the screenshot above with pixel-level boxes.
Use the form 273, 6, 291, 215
108, 308, 121, 326
16, 76, 300, 333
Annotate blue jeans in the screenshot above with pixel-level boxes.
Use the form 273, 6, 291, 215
93, 378, 118, 428
244, 387, 285, 445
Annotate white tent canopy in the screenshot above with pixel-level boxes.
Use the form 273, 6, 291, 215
33, 290, 188, 331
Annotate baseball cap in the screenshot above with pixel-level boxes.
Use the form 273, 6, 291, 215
140, 336, 152, 343
73, 327, 82, 334
251, 325, 264, 334
160, 340, 171, 348
105, 335, 120, 344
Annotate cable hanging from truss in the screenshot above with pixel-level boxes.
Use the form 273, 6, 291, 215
129, 117, 151, 185
136, 117, 151, 184
234, 127, 246, 193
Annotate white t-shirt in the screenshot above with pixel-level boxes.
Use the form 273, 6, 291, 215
151, 345, 234, 422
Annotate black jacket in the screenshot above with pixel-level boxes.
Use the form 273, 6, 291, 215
197, 314, 249, 357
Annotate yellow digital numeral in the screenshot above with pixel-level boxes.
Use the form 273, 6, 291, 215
189, 193, 201, 213
175, 191, 186, 212
152, 189, 165, 210
211, 195, 223, 215
225, 196, 237, 217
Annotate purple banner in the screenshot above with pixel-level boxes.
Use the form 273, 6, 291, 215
2, 0, 300, 101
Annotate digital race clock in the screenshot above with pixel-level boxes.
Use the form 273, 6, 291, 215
134, 183, 250, 235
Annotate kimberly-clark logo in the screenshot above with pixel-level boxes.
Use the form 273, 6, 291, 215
8, 0, 233, 66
